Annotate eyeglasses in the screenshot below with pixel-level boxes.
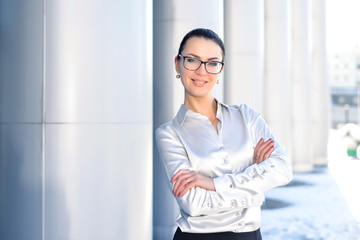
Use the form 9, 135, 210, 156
178, 55, 224, 74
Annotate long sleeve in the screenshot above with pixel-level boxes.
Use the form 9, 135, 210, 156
213, 105, 293, 203
155, 102, 292, 233
155, 124, 262, 217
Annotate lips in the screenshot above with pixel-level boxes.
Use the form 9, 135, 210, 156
192, 79, 208, 87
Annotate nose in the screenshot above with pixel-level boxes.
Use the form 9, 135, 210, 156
196, 62, 207, 75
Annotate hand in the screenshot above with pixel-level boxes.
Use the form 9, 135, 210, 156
254, 138, 275, 164
171, 169, 215, 198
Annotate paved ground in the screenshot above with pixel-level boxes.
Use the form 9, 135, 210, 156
261, 159, 360, 240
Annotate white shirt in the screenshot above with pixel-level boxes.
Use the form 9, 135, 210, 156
155, 101, 293, 233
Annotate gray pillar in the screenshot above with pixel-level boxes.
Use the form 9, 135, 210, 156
0, 1, 43, 239
153, 1, 223, 239
0, 1, 153, 239
264, 0, 292, 156
311, 0, 329, 166
224, 0, 264, 112
291, 0, 313, 172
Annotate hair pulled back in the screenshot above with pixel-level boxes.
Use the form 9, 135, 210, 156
177, 28, 225, 61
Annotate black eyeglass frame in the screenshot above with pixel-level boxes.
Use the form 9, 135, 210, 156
178, 54, 224, 74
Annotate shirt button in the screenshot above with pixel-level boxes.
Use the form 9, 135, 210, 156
231, 199, 237, 207
271, 164, 275, 168
230, 184, 233, 188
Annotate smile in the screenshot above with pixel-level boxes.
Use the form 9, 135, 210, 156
192, 79, 208, 86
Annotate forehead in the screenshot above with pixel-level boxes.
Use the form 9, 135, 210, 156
182, 37, 223, 59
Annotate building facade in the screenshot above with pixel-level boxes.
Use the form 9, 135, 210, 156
0, 0, 328, 239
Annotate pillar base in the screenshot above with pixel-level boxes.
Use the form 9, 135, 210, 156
293, 163, 313, 173
314, 156, 328, 166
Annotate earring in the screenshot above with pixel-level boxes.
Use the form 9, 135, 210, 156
176, 74, 180, 79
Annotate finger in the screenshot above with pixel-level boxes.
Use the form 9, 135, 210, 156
254, 138, 264, 153
178, 181, 197, 198
259, 140, 274, 157
255, 153, 263, 164
254, 155, 262, 164
253, 138, 264, 164
176, 175, 198, 197
257, 138, 273, 153
172, 171, 190, 195
263, 146, 275, 160
255, 139, 274, 164
171, 169, 189, 183
173, 173, 191, 196
258, 140, 275, 162
175, 175, 195, 197
173, 172, 195, 196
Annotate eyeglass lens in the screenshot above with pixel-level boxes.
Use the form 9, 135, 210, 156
183, 57, 222, 74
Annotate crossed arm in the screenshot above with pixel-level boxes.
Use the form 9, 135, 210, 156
155, 107, 292, 217
171, 138, 275, 198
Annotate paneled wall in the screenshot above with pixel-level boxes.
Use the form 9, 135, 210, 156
0, 1, 152, 239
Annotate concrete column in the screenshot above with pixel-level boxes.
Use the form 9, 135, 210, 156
0, 1, 43, 239
0, 0, 153, 239
224, 0, 264, 112
153, 1, 224, 239
291, 0, 313, 172
264, 0, 292, 156
311, 0, 329, 166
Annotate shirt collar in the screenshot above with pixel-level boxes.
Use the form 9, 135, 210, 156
176, 98, 226, 126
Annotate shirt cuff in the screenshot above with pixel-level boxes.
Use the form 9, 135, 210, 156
214, 174, 265, 208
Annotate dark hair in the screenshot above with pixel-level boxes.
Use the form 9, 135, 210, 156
177, 28, 225, 61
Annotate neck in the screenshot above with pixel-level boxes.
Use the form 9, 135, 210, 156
184, 94, 217, 118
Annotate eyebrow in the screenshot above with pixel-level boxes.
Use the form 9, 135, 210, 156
186, 53, 220, 61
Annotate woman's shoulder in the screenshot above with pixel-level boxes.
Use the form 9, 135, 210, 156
156, 119, 176, 132
155, 118, 180, 139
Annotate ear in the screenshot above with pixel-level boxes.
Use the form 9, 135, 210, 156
174, 56, 180, 74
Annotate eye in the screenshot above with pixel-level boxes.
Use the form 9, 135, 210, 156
186, 57, 198, 63
208, 61, 220, 67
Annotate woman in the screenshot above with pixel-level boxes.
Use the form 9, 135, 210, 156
155, 28, 293, 240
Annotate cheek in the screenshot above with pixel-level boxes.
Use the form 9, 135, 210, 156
210, 76, 218, 83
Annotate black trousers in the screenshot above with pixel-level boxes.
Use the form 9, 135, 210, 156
173, 227, 262, 240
